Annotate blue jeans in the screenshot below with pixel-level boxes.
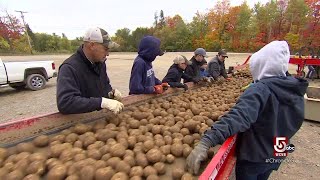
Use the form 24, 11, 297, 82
236, 160, 279, 180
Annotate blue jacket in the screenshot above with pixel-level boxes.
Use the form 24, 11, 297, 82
202, 76, 308, 162
129, 36, 162, 94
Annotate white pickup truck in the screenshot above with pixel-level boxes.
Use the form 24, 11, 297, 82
0, 58, 57, 90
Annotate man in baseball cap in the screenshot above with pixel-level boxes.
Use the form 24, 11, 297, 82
83, 27, 119, 49
207, 49, 230, 81
184, 47, 208, 83
57, 27, 123, 115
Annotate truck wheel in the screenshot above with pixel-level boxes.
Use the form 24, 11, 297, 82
26, 74, 46, 91
9, 83, 26, 90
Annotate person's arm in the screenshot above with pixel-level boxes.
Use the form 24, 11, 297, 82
129, 61, 154, 94
221, 63, 228, 79
57, 64, 102, 114
155, 77, 162, 85
208, 62, 221, 80
202, 83, 270, 145
186, 83, 270, 174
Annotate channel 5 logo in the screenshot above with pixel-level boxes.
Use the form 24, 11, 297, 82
273, 137, 295, 157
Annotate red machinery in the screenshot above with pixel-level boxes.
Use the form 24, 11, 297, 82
289, 57, 320, 78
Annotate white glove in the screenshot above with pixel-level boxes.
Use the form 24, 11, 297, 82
101, 97, 124, 114
108, 89, 122, 101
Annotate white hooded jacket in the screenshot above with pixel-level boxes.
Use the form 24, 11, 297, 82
249, 41, 290, 82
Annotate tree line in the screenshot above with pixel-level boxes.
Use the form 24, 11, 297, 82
1, 0, 319, 54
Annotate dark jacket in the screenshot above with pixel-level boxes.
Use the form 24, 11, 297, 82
202, 76, 308, 162
57, 46, 112, 114
184, 57, 207, 83
162, 64, 193, 87
129, 36, 162, 94
207, 56, 227, 79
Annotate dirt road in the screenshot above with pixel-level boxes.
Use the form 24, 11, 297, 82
0, 53, 319, 179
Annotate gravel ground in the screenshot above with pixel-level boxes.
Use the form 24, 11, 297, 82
0, 53, 319, 179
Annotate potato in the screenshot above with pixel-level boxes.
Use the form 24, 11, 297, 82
73, 153, 86, 162
181, 173, 194, 180
166, 154, 175, 164
146, 174, 160, 180
183, 146, 193, 158
163, 136, 172, 145
74, 124, 90, 135
106, 157, 121, 169
146, 149, 162, 164
33, 135, 49, 147
123, 155, 136, 167
135, 153, 148, 168
50, 144, 65, 158
130, 176, 143, 180
160, 145, 171, 155
5, 170, 24, 180
129, 166, 143, 177
129, 119, 140, 129
28, 152, 47, 162
95, 167, 115, 180
143, 140, 154, 152
50, 134, 65, 143
0, 167, 9, 179
171, 143, 183, 157
110, 144, 126, 158
22, 174, 40, 180
65, 133, 78, 143
101, 153, 111, 161
16, 142, 34, 153
95, 160, 107, 169
87, 149, 102, 160
13, 158, 28, 172
183, 135, 194, 145
0, 148, 8, 160
99, 145, 110, 155
127, 136, 137, 149
154, 139, 165, 147
111, 172, 129, 180
26, 161, 45, 175
83, 136, 96, 148
14, 152, 31, 163
65, 175, 80, 180
115, 161, 131, 174
80, 165, 95, 180
153, 162, 166, 175
92, 121, 106, 132
172, 167, 184, 179
143, 166, 157, 177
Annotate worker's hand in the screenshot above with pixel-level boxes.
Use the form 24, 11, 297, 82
154, 85, 164, 94
192, 77, 201, 84
226, 77, 232, 81
161, 82, 170, 91
186, 141, 210, 175
108, 89, 122, 101
101, 97, 124, 114
183, 84, 188, 91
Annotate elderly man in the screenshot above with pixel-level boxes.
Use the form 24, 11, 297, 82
207, 49, 230, 80
57, 27, 123, 114
186, 41, 308, 180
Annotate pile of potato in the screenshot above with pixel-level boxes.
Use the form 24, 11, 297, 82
0, 73, 252, 180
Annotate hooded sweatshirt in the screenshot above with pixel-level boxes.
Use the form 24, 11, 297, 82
129, 36, 162, 94
202, 41, 309, 163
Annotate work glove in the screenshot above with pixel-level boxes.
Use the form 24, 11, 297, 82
101, 97, 124, 114
154, 85, 164, 94
186, 141, 210, 175
161, 82, 170, 91
108, 89, 122, 101
177, 83, 188, 91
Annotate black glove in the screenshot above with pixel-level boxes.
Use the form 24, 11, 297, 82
192, 77, 201, 83
182, 84, 188, 91
186, 141, 210, 175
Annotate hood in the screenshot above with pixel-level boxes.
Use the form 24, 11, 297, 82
250, 41, 290, 81
260, 76, 308, 104
138, 36, 162, 62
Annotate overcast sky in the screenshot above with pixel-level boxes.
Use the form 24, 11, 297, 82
1, 0, 270, 39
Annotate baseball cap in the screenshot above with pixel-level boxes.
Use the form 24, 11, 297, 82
194, 48, 208, 57
83, 27, 119, 49
173, 55, 191, 65
218, 49, 228, 58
